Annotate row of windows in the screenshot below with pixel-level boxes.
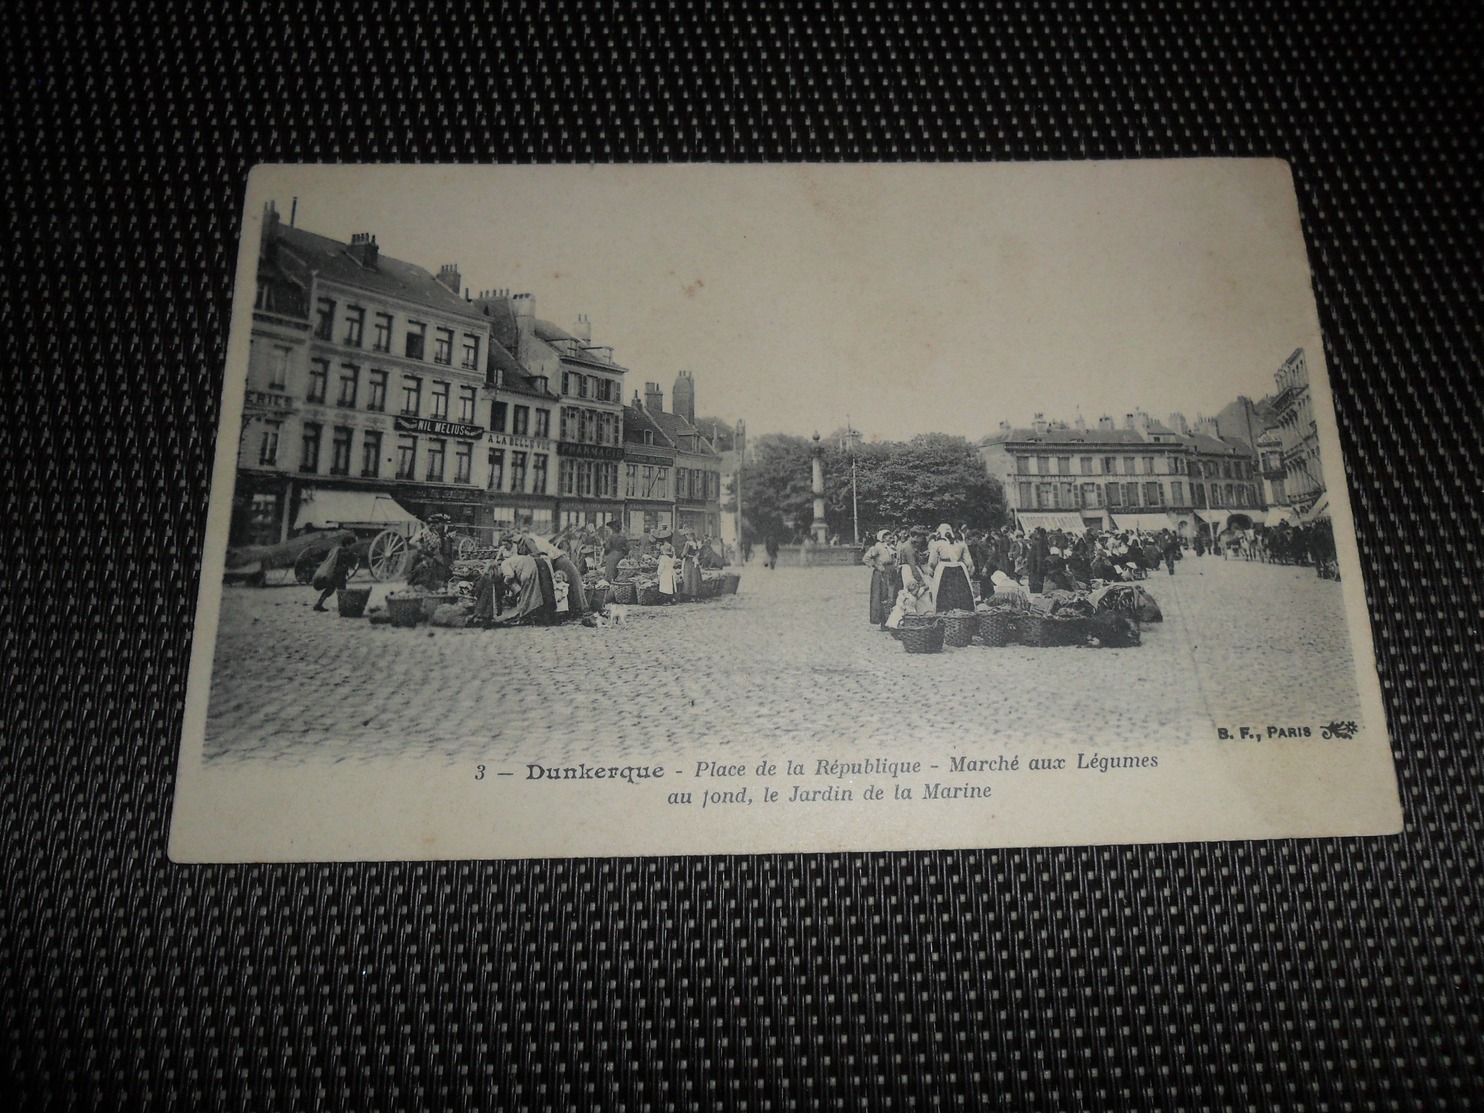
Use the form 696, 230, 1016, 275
273, 423, 476, 484
624, 464, 671, 500
1012, 453, 1252, 480
562, 371, 619, 403
255, 420, 729, 495
490, 401, 552, 438
559, 460, 620, 499
487, 449, 550, 495
674, 467, 722, 502
315, 298, 482, 371
1017, 480, 1258, 511
303, 361, 481, 422
559, 406, 622, 446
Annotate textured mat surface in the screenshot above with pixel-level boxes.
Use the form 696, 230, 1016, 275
5, 1, 1482, 1108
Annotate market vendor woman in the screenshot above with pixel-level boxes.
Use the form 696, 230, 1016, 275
311, 534, 359, 612
862, 530, 898, 629
406, 513, 454, 591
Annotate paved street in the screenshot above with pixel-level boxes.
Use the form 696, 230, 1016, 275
202, 556, 1366, 766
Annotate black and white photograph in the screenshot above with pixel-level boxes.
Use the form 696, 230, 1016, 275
170, 161, 1400, 860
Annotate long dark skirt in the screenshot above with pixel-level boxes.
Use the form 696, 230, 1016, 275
533, 556, 559, 625
934, 565, 976, 613
868, 568, 895, 625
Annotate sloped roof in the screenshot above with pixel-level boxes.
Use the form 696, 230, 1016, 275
981, 427, 1167, 447
534, 318, 576, 342
270, 224, 479, 320
649, 408, 720, 458
624, 404, 675, 447
1186, 432, 1252, 456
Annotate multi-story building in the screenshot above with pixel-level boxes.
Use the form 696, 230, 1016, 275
1269, 347, 1325, 515
234, 206, 312, 546
471, 292, 561, 532
1183, 422, 1265, 535
979, 409, 1264, 539
621, 397, 676, 537
643, 373, 724, 539
236, 205, 493, 541
470, 292, 629, 530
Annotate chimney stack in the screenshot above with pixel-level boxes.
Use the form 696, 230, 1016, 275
645, 382, 664, 412
1032, 411, 1049, 435
1167, 411, 1189, 436
1098, 415, 1115, 430
999, 420, 1011, 432
436, 264, 461, 294
347, 232, 379, 269
261, 200, 280, 257
672, 370, 696, 425
573, 313, 592, 343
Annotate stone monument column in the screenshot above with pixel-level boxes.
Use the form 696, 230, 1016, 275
810, 431, 829, 545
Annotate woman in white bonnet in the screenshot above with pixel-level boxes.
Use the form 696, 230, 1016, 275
927, 523, 976, 612
861, 529, 898, 629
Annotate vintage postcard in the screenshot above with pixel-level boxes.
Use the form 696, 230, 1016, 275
170, 160, 1402, 861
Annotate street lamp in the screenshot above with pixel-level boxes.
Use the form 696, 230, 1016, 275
846, 413, 860, 546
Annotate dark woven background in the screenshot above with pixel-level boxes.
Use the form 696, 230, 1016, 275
5, 1, 1481, 1108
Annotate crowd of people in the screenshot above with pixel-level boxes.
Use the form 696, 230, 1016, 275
858, 518, 1347, 629
389, 514, 728, 626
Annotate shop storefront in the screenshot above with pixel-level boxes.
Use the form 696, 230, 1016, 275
487, 429, 558, 534
558, 440, 625, 528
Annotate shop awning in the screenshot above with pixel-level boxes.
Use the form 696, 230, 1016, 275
1225, 508, 1267, 526
1264, 506, 1299, 527
1016, 511, 1087, 534
1195, 508, 1233, 526
294, 490, 420, 530
1300, 492, 1331, 523
1111, 512, 1178, 533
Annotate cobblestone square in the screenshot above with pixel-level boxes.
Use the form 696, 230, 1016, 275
202, 555, 1366, 768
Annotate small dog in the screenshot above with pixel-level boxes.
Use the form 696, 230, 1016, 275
584, 603, 631, 628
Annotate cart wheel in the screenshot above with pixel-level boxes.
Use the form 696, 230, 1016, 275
293, 552, 320, 585
456, 534, 477, 559
367, 529, 409, 581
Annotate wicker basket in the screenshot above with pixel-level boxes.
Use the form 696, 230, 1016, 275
337, 585, 372, 618
900, 620, 945, 654
941, 611, 978, 648
635, 583, 664, 606
610, 581, 637, 605
701, 577, 722, 599
721, 572, 741, 594
386, 595, 424, 627
977, 609, 1016, 647
586, 585, 610, 612
1016, 612, 1050, 647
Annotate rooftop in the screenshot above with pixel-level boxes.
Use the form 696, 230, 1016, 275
268, 222, 481, 321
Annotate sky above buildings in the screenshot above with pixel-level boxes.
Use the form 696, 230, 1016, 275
244, 161, 1325, 443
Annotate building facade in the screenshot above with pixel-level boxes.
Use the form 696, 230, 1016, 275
232, 206, 493, 544
980, 409, 1265, 539
471, 293, 560, 532
643, 373, 724, 539
621, 399, 676, 537
1270, 347, 1325, 513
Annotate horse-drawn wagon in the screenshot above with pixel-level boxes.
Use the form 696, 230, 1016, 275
223, 492, 423, 586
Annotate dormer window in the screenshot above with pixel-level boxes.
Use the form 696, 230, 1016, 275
642, 431, 653, 445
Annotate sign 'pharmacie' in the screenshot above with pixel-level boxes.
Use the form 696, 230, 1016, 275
558, 442, 625, 462
393, 415, 486, 439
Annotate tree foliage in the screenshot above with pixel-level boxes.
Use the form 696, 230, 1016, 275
695, 415, 737, 452
738, 433, 1007, 544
